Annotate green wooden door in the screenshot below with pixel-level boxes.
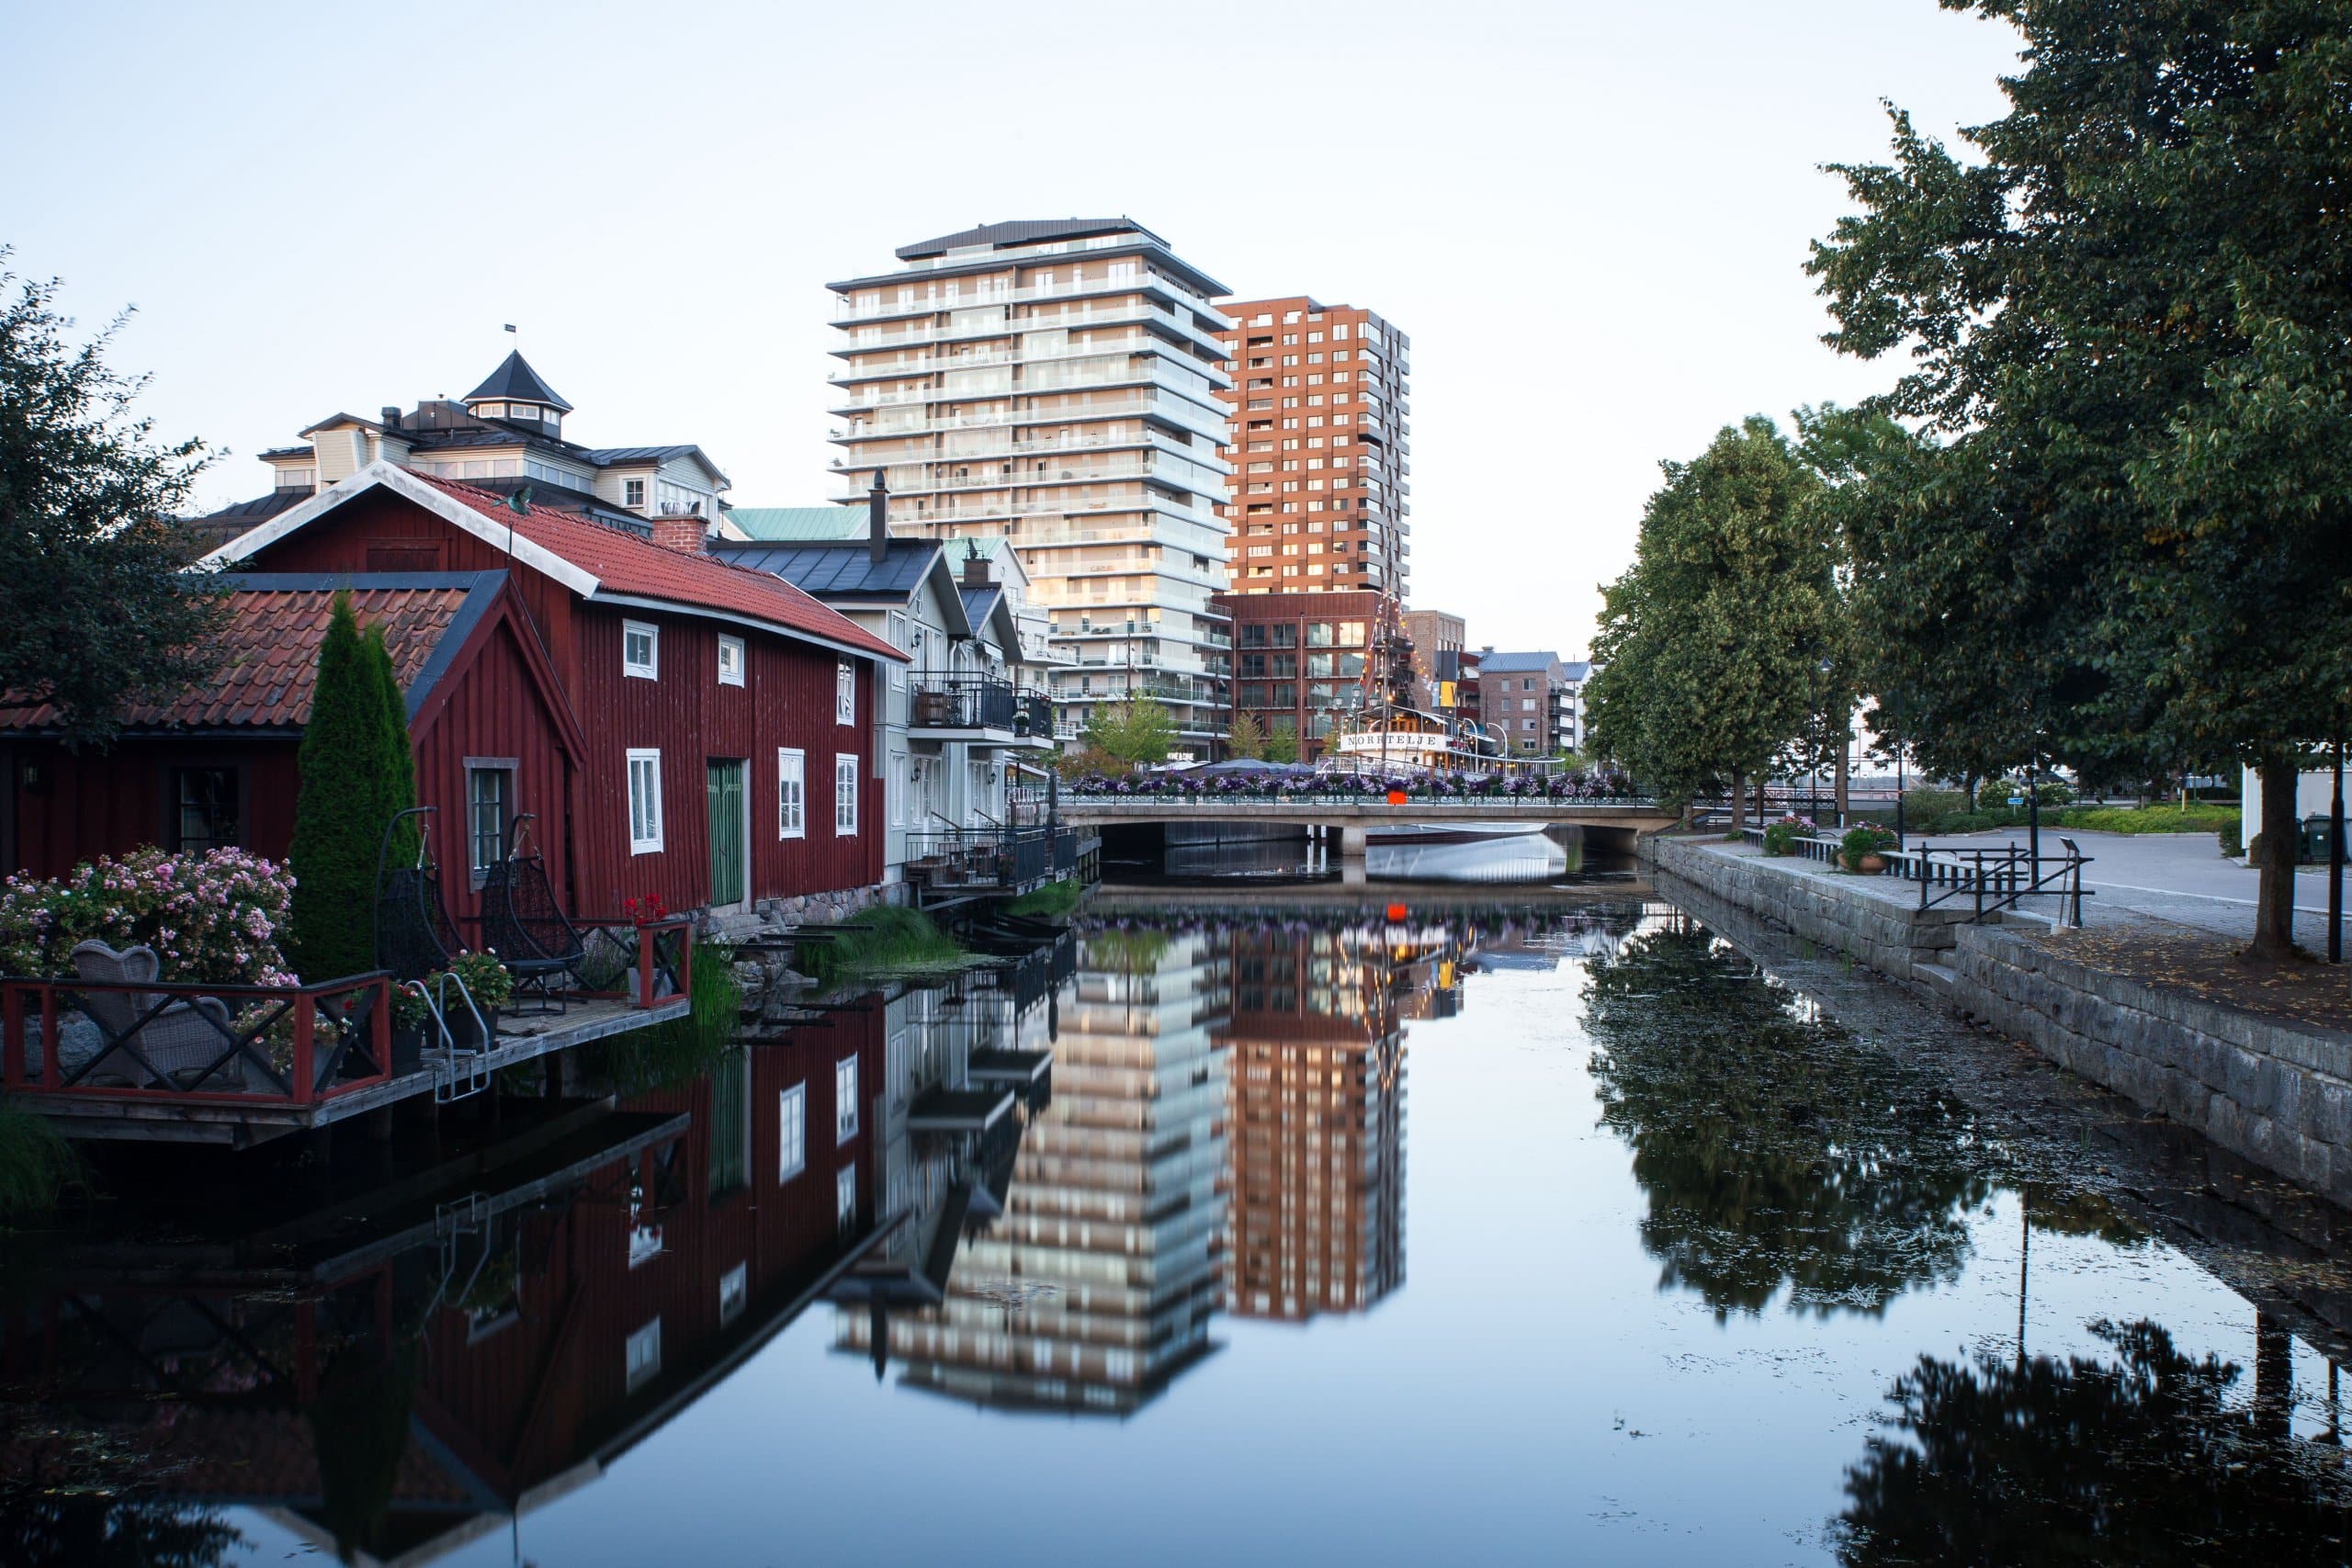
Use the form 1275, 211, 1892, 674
707, 759, 747, 908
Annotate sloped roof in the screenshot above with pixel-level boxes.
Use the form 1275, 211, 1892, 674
1559, 660, 1592, 682
958, 585, 1004, 627
728, 506, 864, 541
1477, 650, 1564, 674
198, 466, 906, 663
464, 350, 572, 412
0, 573, 498, 733
714, 539, 940, 600
410, 476, 901, 661
183, 488, 311, 558
581, 445, 731, 486
897, 218, 1148, 260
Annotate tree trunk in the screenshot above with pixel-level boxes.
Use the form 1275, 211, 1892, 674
1756, 777, 1768, 828
2251, 755, 2302, 961
1729, 769, 1746, 831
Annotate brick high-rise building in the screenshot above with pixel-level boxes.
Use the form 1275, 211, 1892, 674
1210, 297, 1410, 601
1212, 589, 1386, 759
825, 220, 1236, 751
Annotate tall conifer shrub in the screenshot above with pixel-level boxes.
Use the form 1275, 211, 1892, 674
288, 594, 417, 980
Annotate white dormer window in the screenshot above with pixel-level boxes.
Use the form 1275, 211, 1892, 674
624, 478, 648, 509
718, 635, 745, 687
836, 660, 855, 724
623, 621, 658, 680
477, 402, 505, 419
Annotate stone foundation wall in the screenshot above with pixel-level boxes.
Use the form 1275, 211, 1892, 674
1642, 835, 1975, 992
1642, 834, 2352, 1210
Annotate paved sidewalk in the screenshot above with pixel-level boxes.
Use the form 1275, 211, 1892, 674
1923, 828, 2344, 944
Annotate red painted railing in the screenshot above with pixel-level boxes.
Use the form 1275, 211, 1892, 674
0, 973, 391, 1105
571, 915, 695, 1010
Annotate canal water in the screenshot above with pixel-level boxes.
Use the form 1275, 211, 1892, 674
7, 836, 2352, 1564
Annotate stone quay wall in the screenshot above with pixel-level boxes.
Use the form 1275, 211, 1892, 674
1642, 834, 2352, 1211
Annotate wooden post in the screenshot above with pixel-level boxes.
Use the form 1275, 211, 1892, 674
292, 993, 316, 1106
2, 986, 20, 1087
371, 976, 391, 1084
40, 986, 58, 1089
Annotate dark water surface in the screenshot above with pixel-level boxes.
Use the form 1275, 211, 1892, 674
9, 875, 2352, 1564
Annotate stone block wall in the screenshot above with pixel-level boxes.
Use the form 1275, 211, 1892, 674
1643, 836, 1975, 990
1642, 833, 2352, 1211
1951, 924, 2352, 1209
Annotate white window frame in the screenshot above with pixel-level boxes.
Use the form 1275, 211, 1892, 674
778, 1083, 807, 1180
888, 614, 910, 690
627, 750, 663, 853
625, 1317, 662, 1392
836, 660, 856, 724
835, 1055, 859, 1141
835, 1164, 857, 1233
834, 754, 859, 837
717, 634, 745, 687
622, 620, 659, 680
623, 477, 648, 509
889, 751, 907, 828
776, 748, 806, 840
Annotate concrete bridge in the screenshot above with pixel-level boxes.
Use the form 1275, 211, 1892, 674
1057, 798, 1679, 859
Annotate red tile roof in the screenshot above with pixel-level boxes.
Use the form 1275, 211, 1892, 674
414, 474, 905, 661
0, 581, 469, 731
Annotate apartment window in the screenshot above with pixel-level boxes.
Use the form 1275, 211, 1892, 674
777, 748, 806, 838
835, 1055, 859, 1140
171, 767, 240, 854
627, 750, 662, 853
835, 1165, 858, 1234
717, 634, 745, 687
622, 621, 658, 680
465, 761, 514, 879
624, 478, 647, 508
888, 613, 910, 688
625, 1317, 662, 1393
836, 660, 856, 723
778, 1083, 807, 1179
834, 754, 859, 835
889, 752, 908, 827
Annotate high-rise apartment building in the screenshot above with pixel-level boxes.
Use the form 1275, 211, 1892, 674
825, 220, 1236, 750
1211, 297, 1410, 600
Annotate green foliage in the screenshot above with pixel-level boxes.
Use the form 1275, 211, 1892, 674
1261, 728, 1300, 764
1807, 2, 2352, 954
1081, 696, 1177, 766
446, 950, 512, 1010
803, 907, 966, 987
0, 254, 227, 751
584, 937, 741, 1093
1224, 710, 1266, 761
1841, 823, 1896, 867
2219, 817, 2245, 859
1761, 821, 1803, 857
1001, 877, 1084, 919
288, 594, 417, 982
1898, 788, 1969, 834
1586, 416, 1845, 802
0, 1105, 79, 1224
2055, 804, 2240, 837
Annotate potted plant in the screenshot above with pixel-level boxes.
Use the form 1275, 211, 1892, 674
443, 951, 514, 1052
1761, 814, 1815, 857
1840, 823, 1896, 873
389, 983, 432, 1072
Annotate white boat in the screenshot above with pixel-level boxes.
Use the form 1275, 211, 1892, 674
1323, 707, 1503, 778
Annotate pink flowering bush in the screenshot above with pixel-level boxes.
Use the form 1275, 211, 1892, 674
0, 847, 299, 986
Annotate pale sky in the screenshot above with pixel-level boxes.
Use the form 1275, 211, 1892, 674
4, 0, 2021, 655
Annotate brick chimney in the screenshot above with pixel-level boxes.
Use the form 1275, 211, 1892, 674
961, 554, 992, 587
651, 513, 705, 553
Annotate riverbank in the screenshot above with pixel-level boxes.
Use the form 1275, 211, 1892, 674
1645, 833, 2352, 1213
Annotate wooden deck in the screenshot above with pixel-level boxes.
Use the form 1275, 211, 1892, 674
14, 994, 689, 1147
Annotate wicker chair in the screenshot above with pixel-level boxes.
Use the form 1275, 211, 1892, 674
373, 807, 465, 983
479, 815, 589, 1015
68, 941, 247, 1090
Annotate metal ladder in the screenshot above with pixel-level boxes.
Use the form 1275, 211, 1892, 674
404, 972, 494, 1103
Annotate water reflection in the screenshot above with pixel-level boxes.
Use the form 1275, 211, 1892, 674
1838, 1320, 2352, 1563
1584, 919, 1995, 1318
14, 898, 2352, 1561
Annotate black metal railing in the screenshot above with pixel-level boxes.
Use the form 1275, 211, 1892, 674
905, 826, 1055, 893
910, 675, 1053, 738
1740, 827, 2094, 926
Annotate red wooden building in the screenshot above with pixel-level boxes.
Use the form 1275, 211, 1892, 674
0, 461, 908, 931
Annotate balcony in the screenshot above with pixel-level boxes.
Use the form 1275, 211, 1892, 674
832, 270, 1220, 327
908, 675, 1054, 749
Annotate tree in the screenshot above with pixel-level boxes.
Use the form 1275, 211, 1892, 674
1081, 696, 1176, 768
1262, 726, 1300, 765
0, 254, 225, 750
1585, 417, 1844, 819
1225, 709, 1266, 761
1808, 3, 2352, 958
288, 594, 417, 981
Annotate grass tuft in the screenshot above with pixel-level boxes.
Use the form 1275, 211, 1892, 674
1001, 878, 1085, 919
0, 1105, 80, 1224
582, 937, 742, 1094
803, 907, 967, 987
